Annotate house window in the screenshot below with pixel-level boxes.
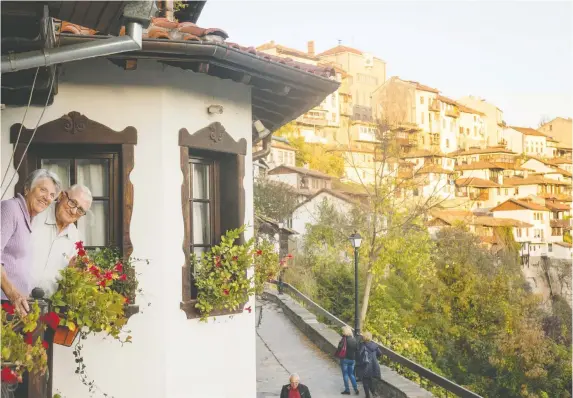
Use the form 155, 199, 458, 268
548, 243, 553, 252
179, 122, 247, 318
10, 111, 136, 256
420, 96, 424, 105
188, 157, 218, 262
40, 153, 118, 249
446, 139, 450, 148
420, 112, 424, 124
516, 228, 522, 238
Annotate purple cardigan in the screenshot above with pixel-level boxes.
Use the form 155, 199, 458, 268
1, 194, 33, 300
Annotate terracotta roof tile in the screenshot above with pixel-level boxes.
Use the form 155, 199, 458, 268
509, 126, 548, 137
268, 165, 333, 179
429, 209, 532, 228
491, 198, 549, 211
417, 164, 454, 175
455, 177, 500, 188
256, 41, 319, 61
551, 219, 572, 229
455, 161, 524, 171
450, 146, 517, 156
57, 19, 335, 78
555, 241, 572, 248
401, 149, 454, 159
403, 80, 440, 94
545, 199, 571, 211
551, 157, 573, 165
317, 45, 363, 57
503, 175, 571, 186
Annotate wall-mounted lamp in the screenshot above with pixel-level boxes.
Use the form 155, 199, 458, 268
253, 119, 271, 140
207, 105, 224, 115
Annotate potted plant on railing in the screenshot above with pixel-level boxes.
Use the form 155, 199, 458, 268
0, 301, 54, 386
194, 226, 257, 322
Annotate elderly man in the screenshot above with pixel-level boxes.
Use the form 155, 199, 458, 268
280, 373, 311, 398
31, 184, 92, 297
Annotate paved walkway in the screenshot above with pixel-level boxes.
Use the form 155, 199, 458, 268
256, 298, 361, 398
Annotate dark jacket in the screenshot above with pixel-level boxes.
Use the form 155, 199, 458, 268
336, 335, 358, 360
356, 341, 382, 378
280, 383, 311, 398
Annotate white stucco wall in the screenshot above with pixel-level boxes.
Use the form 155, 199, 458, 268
291, 192, 353, 237
268, 173, 298, 189
501, 128, 524, 154
1, 58, 256, 398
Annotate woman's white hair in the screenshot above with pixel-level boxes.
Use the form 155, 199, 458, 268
341, 325, 353, 336
24, 169, 62, 194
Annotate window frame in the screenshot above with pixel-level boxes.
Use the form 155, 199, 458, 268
179, 122, 247, 319
9, 111, 137, 258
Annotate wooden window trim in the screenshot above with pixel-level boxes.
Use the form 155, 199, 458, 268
179, 122, 247, 320
10, 111, 137, 258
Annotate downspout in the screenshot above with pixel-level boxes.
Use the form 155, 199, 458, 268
253, 120, 272, 161
1, 21, 143, 73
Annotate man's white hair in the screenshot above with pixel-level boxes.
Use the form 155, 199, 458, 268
24, 169, 62, 194
68, 184, 93, 207
289, 373, 299, 381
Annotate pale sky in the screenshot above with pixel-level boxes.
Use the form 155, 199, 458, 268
200, 1, 573, 128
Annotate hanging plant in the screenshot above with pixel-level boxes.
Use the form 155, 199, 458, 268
253, 239, 280, 296
194, 226, 256, 322
0, 301, 57, 384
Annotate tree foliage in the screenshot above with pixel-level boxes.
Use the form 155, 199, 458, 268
287, 204, 572, 398
253, 177, 299, 222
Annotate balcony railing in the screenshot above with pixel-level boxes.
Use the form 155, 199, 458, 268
297, 115, 328, 126
429, 100, 441, 112
470, 191, 489, 201
446, 107, 460, 118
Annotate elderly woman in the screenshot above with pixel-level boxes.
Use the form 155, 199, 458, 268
31, 184, 92, 297
336, 325, 359, 395
1, 169, 61, 315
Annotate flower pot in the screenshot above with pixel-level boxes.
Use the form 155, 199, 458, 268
53, 325, 79, 347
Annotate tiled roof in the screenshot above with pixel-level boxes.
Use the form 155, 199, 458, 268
450, 146, 517, 156
550, 157, 572, 165
271, 141, 297, 151
59, 18, 335, 79
403, 79, 440, 94
268, 165, 333, 179
456, 103, 485, 116
293, 188, 365, 212
317, 45, 363, 57
545, 199, 571, 211
417, 164, 454, 175
401, 149, 454, 159
455, 161, 526, 171
550, 219, 572, 229
509, 126, 548, 137
455, 177, 500, 188
555, 241, 573, 248
256, 41, 319, 61
503, 175, 571, 186
491, 198, 549, 211
429, 209, 532, 228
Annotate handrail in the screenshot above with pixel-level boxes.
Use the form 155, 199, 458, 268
271, 280, 483, 398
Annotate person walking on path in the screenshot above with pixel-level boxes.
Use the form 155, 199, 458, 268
335, 325, 359, 395
356, 331, 382, 398
280, 373, 312, 398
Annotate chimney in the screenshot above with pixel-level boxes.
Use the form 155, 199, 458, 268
307, 41, 315, 56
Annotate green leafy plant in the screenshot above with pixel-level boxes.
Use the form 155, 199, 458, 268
253, 239, 281, 296
194, 226, 256, 321
1, 301, 49, 383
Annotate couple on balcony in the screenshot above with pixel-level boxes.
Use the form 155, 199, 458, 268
1, 169, 93, 315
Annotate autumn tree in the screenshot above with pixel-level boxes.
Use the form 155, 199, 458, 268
253, 177, 298, 222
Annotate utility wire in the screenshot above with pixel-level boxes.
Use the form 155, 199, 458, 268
0, 67, 40, 188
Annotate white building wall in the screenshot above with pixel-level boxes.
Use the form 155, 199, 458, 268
501, 128, 524, 154
1, 59, 256, 398
291, 193, 353, 236
524, 135, 547, 157
268, 173, 298, 189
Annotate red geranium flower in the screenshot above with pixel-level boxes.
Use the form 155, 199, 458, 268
42, 341, 49, 349
1, 302, 14, 315
256, 250, 262, 256
114, 262, 123, 272
286, 254, 293, 259
1, 367, 19, 383
41, 312, 60, 330
98, 280, 107, 288
232, 256, 238, 261
24, 332, 33, 345
75, 241, 84, 250
223, 289, 229, 296
124, 296, 130, 304
119, 274, 127, 281
104, 270, 114, 281
244, 306, 252, 313
77, 248, 86, 257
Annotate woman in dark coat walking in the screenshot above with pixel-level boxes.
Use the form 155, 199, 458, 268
335, 325, 359, 395
356, 331, 382, 398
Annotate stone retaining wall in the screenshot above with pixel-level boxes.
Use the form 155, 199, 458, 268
263, 288, 435, 398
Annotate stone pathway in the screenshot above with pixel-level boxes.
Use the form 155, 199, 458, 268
256, 299, 361, 398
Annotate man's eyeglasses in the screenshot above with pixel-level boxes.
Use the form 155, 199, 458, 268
63, 191, 87, 216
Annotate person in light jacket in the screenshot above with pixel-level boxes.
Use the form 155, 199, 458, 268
280, 373, 311, 398
337, 325, 359, 395
356, 331, 382, 398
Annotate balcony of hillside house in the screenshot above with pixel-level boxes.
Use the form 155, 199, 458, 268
297, 110, 328, 126
396, 131, 418, 147
430, 133, 440, 146
429, 100, 441, 112
445, 107, 460, 118
470, 191, 489, 201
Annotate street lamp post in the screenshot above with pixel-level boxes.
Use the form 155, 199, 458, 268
349, 232, 362, 337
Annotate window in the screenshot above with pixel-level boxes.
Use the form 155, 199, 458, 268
497, 188, 501, 195
446, 139, 450, 148
179, 122, 247, 318
516, 228, 522, 238
474, 126, 477, 136
40, 153, 117, 249
10, 111, 136, 256
548, 243, 553, 252
420, 112, 424, 124
420, 96, 424, 105
505, 188, 509, 195
459, 127, 464, 134
466, 128, 470, 135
